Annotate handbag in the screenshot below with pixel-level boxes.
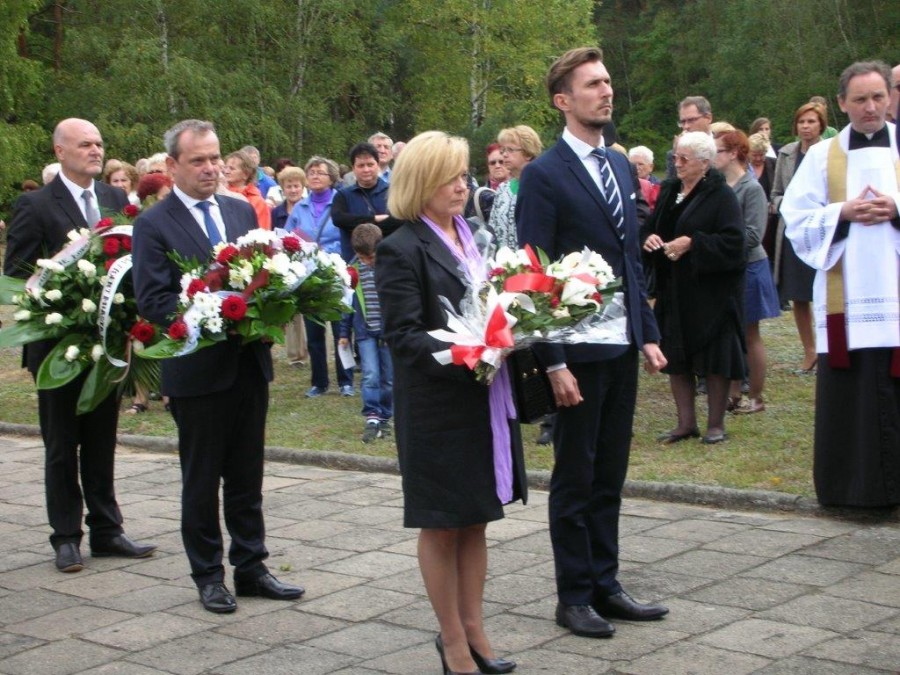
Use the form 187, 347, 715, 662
508, 347, 557, 424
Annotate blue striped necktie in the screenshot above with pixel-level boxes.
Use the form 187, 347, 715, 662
195, 200, 223, 247
590, 147, 624, 240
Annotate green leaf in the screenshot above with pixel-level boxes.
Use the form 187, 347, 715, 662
76, 358, 122, 415
0, 276, 26, 304
35, 335, 89, 389
0, 320, 55, 348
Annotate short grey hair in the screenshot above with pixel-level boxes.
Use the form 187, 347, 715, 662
679, 96, 711, 116
677, 131, 716, 164
304, 156, 340, 185
164, 119, 216, 159
628, 145, 654, 163
368, 131, 392, 145
837, 60, 891, 99
42, 162, 61, 185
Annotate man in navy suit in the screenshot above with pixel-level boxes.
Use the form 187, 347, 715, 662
5, 118, 156, 573
132, 120, 303, 613
517, 48, 669, 638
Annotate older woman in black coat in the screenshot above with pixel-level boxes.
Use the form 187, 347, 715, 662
376, 131, 525, 675
641, 131, 745, 444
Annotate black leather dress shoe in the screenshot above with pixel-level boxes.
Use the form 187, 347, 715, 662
470, 644, 516, 673
234, 572, 305, 600
594, 591, 669, 621
555, 603, 615, 638
55, 542, 84, 573
199, 582, 237, 613
90, 534, 157, 558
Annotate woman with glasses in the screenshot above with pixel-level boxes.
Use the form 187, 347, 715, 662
641, 132, 745, 445
487, 126, 543, 250
485, 143, 509, 190
377, 131, 525, 675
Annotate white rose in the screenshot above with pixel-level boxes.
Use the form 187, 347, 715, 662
37, 258, 65, 273
77, 259, 97, 278
91, 344, 104, 362
113, 293, 125, 304
263, 252, 291, 277
45, 289, 63, 301
64, 345, 80, 362
560, 277, 597, 307
82, 298, 97, 313
10, 294, 21, 304
99, 276, 108, 286
132, 340, 145, 353
66, 229, 81, 242
45, 312, 63, 325
551, 307, 571, 319
492, 247, 519, 269
13, 309, 31, 321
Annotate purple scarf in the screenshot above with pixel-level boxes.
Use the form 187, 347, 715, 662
310, 188, 333, 220
421, 214, 517, 504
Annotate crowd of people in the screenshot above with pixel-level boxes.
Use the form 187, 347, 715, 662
2, 48, 898, 675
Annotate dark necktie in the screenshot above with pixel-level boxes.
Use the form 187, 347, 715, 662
590, 147, 624, 240
82, 190, 101, 226
195, 201, 223, 247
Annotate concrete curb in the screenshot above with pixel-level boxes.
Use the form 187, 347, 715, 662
3, 421, 894, 521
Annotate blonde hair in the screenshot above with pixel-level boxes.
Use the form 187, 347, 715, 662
388, 131, 469, 220
497, 125, 543, 160
709, 121, 736, 138
747, 133, 769, 154
277, 166, 306, 187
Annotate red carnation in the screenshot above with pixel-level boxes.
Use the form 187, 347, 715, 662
216, 245, 239, 264
282, 235, 301, 253
103, 238, 121, 256
104, 258, 116, 271
221, 295, 248, 321
121, 236, 132, 251
168, 319, 188, 340
123, 204, 140, 218
347, 266, 359, 289
129, 320, 155, 344
95, 217, 114, 230
549, 296, 560, 308
186, 278, 207, 298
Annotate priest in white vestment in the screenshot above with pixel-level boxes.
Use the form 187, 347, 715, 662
782, 61, 900, 508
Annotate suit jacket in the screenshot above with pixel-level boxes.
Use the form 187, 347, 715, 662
131, 193, 273, 398
4, 175, 128, 373
376, 220, 527, 507
516, 138, 659, 366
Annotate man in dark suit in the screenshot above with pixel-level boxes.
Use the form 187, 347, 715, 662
516, 48, 669, 638
132, 119, 303, 614
4, 118, 157, 573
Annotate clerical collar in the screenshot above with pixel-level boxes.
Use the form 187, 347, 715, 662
848, 125, 889, 150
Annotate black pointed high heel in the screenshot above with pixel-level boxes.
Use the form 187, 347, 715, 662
435, 634, 482, 675
469, 644, 516, 673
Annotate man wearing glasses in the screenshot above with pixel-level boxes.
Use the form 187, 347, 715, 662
666, 96, 713, 178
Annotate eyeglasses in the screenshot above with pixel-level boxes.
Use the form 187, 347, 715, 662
678, 115, 705, 127
673, 153, 697, 163
307, 170, 330, 177
146, 169, 165, 175
488, 160, 504, 166
715, 148, 730, 154
499, 146, 523, 155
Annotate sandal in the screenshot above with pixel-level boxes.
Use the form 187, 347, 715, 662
125, 403, 147, 414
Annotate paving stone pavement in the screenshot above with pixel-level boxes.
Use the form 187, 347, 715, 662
0, 434, 898, 675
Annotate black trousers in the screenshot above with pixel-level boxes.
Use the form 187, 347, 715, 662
304, 317, 352, 390
548, 348, 638, 606
170, 350, 270, 586
36, 372, 123, 549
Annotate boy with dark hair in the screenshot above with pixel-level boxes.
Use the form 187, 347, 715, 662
339, 223, 393, 442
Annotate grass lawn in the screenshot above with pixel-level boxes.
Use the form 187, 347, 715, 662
0, 305, 816, 496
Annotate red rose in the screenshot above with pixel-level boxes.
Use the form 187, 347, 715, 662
216, 245, 239, 264
489, 267, 505, 278
186, 278, 207, 298
168, 319, 188, 340
129, 320, 155, 344
123, 204, 140, 218
549, 296, 560, 308
347, 266, 359, 289
221, 295, 248, 321
282, 235, 301, 253
103, 238, 121, 256
104, 258, 116, 271
95, 217, 114, 230
121, 236, 132, 251
592, 292, 603, 304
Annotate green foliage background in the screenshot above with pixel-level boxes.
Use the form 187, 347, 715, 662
1, 0, 898, 215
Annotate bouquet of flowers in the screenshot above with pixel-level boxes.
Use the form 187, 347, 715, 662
0, 206, 161, 413
138, 228, 353, 359
428, 245, 628, 384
